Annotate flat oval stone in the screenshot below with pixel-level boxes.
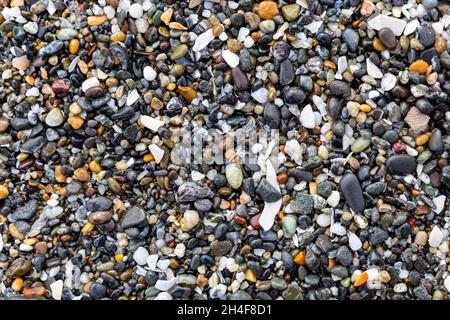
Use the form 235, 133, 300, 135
120, 206, 146, 229
386, 155, 417, 175
339, 173, 365, 213
429, 129, 443, 154
378, 27, 397, 49
231, 67, 249, 90
88, 211, 112, 225
225, 163, 243, 189
279, 59, 294, 85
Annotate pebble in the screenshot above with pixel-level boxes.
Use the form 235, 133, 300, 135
225, 164, 243, 189
378, 28, 397, 49
428, 226, 444, 247
339, 173, 365, 213
45, 108, 64, 127
386, 155, 417, 175
222, 50, 240, 68
300, 105, 316, 129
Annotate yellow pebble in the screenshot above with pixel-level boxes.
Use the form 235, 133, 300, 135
160, 8, 173, 25
415, 134, 429, 146
372, 38, 386, 51
17, 153, 28, 161
54, 165, 67, 183
324, 130, 333, 141
11, 278, 24, 291
115, 254, 124, 263
89, 160, 102, 173
169, 22, 187, 30
324, 60, 336, 70
81, 222, 95, 234
166, 83, 176, 91
67, 115, 84, 130
244, 269, 257, 282
23, 238, 38, 245
309, 181, 317, 194
96, 171, 106, 180
178, 86, 197, 101
115, 161, 128, 171
69, 102, 82, 115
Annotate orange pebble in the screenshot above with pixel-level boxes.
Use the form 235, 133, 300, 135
293, 252, 305, 265
110, 31, 126, 42
67, 115, 84, 129
87, 15, 107, 26
409, 60, 429, 74
69, 39, 79, 54
359, 104, 371, 113
178, 86, 197, 101
23, 287, 46, 297
354, 271, 368, 287
277, 172, 288, 184
143, 154, 154, 162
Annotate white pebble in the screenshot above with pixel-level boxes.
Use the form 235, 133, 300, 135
23, 21, 38, 34
367, 14, 407, 36
50, 280, 63, 300
133, 246, 149, 265
300, 104, 316, 129
251, 87, 268, 104
129, 3, 143, 19
155, 279, 176, 291
146, 254, 158, 271
284, 139, 303, 165
126, 89, 140, 106
193, 29, 215, 52
433, 195, 446, 213
348, 232, 362, 251
428, 226, 444, 247
326, 190, 340, 207
366, 58, 383, 79
444, 275, 450, 293
316, 214, 331, 227
381, 73, 397, 91
222, 49, 240, 68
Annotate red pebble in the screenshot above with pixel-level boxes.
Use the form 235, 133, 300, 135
249, 213, 262, 230
234, 215, 246, 225
392, 141, 406, 153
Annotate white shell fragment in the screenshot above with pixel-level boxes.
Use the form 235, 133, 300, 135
140, 115, 165, 132
149, 144, 165, 163
258, 160, 282, 231
367, 15, 407, 36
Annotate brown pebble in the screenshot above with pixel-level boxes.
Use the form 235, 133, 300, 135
34, 241, 48, 255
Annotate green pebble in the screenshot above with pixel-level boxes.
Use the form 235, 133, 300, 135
170, 44, 189, 61
417, 149, 432, 164
351, 136, 371, 153
282, 215, 297, 238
